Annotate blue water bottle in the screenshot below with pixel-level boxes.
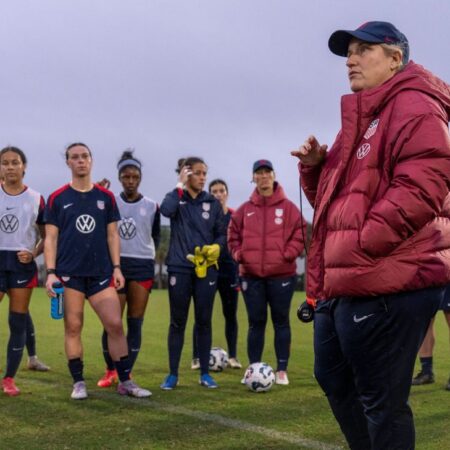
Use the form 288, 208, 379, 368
51, 282, 64, 320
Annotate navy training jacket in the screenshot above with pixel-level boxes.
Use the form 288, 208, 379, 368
160, 188, 226, 273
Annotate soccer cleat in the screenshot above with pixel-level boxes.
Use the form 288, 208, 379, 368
275, 371, 289, 385
228, 357, 242, 369
71, 381, 88, 400
191, 358, 200, 370
27, 356, 50, 372
2, 377, 20, 396
411, 371, 435, 385
117, 380, 152, 398
97, 369, 118, 387
199, 373, 218, 389
160, 374, 178, 390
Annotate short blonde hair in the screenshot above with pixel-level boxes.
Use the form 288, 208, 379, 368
380, 42, 408, 70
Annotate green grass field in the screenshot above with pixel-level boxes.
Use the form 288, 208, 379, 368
0, 289, 449, 449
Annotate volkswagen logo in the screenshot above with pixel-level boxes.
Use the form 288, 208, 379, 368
119, 218, 137, 240
76, 214, 96, 234
0, 214, 19, 233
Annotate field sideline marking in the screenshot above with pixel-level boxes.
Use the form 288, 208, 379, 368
25, 378, 342, 450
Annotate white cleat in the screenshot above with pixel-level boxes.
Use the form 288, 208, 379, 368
275, 371, 289, 385
228, 357, 242, 369
191, 358, 200, 370
71, 381, 88, 400
28, 356, 50, 371
118, 380, 152, 398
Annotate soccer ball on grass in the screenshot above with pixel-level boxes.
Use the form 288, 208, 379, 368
244, 362, 275, 392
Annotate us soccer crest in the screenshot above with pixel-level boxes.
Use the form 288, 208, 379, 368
364, 119, 379, 140
97, 200, 105, 210
202, 202, 210, 211
170, 276, 177, 286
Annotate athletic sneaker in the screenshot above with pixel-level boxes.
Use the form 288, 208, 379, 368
117, 380, 152, 398
275, 371, 289, 385
160, 374, 178, 390
27, 356, 50, 371
97, 369, 118, 388
71, 381, 88, 400
199, 373, 218, 389
411, 371, 435, 385
2, 377, 20, 396
191, 358, 200, 370
445, 376, 450, 391
228, 357, 242, 369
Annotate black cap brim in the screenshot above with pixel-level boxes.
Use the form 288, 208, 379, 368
328, 29, 385, 56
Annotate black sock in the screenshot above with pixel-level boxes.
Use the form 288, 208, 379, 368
5, 312, 27, 378
25, 312, 36, 357
127, 317, 143, 371
68, 358, 84, 383
101, 330, 115, 371
114, 356, 131, 382
420, 356, 433, 374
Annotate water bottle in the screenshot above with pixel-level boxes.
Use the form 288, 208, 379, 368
51, 281, 64, 320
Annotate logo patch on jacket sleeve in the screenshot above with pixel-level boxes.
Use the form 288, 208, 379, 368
356, 143, 371, 159
363, 119, 379, 140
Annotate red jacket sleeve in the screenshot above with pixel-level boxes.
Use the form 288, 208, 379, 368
227, 204, 244, 263
283, 201, 306, 261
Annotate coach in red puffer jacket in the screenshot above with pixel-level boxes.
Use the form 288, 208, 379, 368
300, 61, 450, 300
228, 159, 306, 385
291, 20, 450, 450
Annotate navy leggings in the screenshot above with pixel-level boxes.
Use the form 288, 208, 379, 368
167, 270, 217, 376
314, 287, 443, 450
241, 276, 296, 371
193, 275, 239, 359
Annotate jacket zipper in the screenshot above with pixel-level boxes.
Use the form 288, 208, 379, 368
261, 197, 266, 276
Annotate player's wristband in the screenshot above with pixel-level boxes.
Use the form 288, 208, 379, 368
46, 269, 56, 275
113, 264, 121, 269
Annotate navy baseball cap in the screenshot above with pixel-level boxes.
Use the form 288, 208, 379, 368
253, 159, 274, 172
328, 21, 409, 64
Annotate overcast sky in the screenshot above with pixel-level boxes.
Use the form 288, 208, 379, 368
1, 0, 449, 221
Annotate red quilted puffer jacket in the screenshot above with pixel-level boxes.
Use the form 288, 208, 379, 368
228, 182, 306, 278
301, 62, 450, 299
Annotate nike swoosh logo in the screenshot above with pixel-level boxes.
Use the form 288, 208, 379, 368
17, 280, 28, 284
282, 282, 290, 287
179, 201, 187, 205
353, 313, 375, 323
12, 347, 23, 351
209, 281, 216, 286
246, 212, 255, 216
63, 203, 74, 209
99, 278, 109, 286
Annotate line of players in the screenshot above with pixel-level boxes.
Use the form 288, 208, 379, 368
0, 144, 306, 398
2, 144, 448, 398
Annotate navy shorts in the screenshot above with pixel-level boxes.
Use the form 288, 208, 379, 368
440, 286, 450, 311
0, 250, 38, 293
60, 274, 114, 298
118, 257, 154, 294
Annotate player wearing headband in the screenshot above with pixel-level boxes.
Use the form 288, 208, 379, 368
97, 150, 160, 388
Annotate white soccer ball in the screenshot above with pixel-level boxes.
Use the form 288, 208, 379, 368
209, 347, 228, 372
244, 362, 275, 392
